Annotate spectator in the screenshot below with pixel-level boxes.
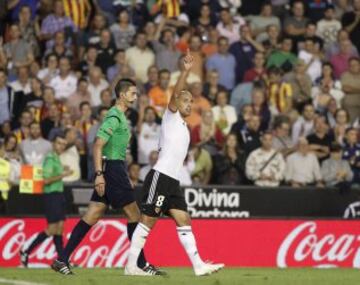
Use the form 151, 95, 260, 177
148, 69, 171, 114
292, 103, 316, 144
212, 90, 237, 136
330, 39, 355, 78
285, 137, 324, 187
298, 38, 322, 83
229, 25, 265, 84
40, 86, 66, 121
41, 103, 61, 139
284, 1, 309, 47
191, 110, 225, 155
189, 35, 205, 81
152, 25, 181, 73
4, 134, 22, 162
95, 29, 116, 75
13, 110, 32, 144
0, 23, 34, 75
262, 24, 281, 56
45, 31, 73, 59
246, 132, 285, 187
9, 66, 31, 94
139, 150, 159, 182
316, 5, 342, 49
342, 128, 360, 185
125, 32, 155, 83
341, 57, 360, 122
203, 69, 227, 105
191, 146, 213, 185
186, 82, 212, 129
137, 106, 161, 165
60, 127, 81, 183
312, 78, 344, 113
87, 67, 109, 107
67, 78, 92, 120
243, 52, 268, 83
143, 65, 159, 94
193, 4, 217, 41
107, 49, 135, 84
341, 0, 360, 53
267, 66, 293, 115
251, 87, 271, 131
266, 37, 297, 72
206, 37, 236, 90
49, 57, 77, 101
247, 2, 281, 42
272, 117, 295, 157
330, 106, 349, 141
18, 5, 40, 58
23, 77, 43, 114
37, 54, 59, 84
20, 122, 52, 165
335, 0, 352, 20
284, 59, 312, 110
297, 22, 324, 53
321, 142, 353, 187
229, 103, 253, 137
92, 89, 113, 117
325, 29, 359, 60
201, 27, 219, 58
110, 9, 135, 50
216, 8, 245, 45
213, 133, 246, 185
48, 111, 73, 141
0, 69, 11, 125
40, 0, 77, 50
307, 116, 333, 164
238, 114, 262, 156
77, 46, 98, 77
315, 62, 343, 100
128, 163, 141, 186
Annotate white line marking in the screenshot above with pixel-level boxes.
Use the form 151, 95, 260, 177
0, 278, 48, 285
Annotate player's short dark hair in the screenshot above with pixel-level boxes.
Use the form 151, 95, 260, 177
114, 78, 136, 98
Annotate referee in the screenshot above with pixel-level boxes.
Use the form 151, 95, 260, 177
52, 79, 162, 275
20, 135, 73, 267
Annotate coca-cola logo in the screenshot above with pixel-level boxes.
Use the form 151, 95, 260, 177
277, 221, 360, 268
0, 219, 130, 267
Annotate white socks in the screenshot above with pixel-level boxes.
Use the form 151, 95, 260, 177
127, 223, 150, 267
177, 226, 204, 269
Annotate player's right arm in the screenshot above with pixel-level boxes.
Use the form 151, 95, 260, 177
168, 49, 194, 112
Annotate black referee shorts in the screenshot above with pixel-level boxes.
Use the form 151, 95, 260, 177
140, 169, 187, 217
90, 160, 135, 209
44, 192, 66, 223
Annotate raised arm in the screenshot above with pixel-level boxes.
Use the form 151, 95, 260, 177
168, 49, 194, 112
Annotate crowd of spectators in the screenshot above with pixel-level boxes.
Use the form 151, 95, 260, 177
0, 0, 359, 192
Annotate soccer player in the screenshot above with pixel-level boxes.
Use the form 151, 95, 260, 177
51, 79, 162, 275
125, 51, 224, 276
20, 135, 73, 267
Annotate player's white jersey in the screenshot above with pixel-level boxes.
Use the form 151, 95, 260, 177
153, 107, 190, 180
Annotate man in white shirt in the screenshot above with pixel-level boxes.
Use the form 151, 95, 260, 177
125, 32, 155, 83
9, 66, 31, 94
298, 38, 322, 83
49, 57, 77, 101
246, 132, 286, 187
292, 103, 315, 144
87, 66, 109, 107
316, 5, 342, 49
285, 137, 324, 187
216, 8, 245, 45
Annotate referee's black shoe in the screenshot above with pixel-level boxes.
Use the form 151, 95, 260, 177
144, 263, 167, 276
51, 259, 74, 275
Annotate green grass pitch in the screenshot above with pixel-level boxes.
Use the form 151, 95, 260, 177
0, 268, 360, 285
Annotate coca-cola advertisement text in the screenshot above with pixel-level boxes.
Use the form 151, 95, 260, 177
1, 218, 360, 268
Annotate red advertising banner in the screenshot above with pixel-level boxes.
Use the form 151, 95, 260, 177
1, 218, 360, 268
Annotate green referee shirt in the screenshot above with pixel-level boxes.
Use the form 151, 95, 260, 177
42, 151, 64, 194
96, 106, 130, 160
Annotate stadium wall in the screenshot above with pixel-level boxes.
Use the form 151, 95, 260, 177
1, 218, 360, 268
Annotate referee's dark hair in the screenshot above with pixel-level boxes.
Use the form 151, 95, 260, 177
114, 78, 136, 99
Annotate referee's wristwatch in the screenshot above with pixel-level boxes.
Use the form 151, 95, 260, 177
94, 171, 104, 177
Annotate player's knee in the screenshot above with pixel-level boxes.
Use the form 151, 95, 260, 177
175, 215, 191, 227
140, 215, 157, 229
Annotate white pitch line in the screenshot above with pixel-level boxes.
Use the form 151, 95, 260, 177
0, 278, 48, 285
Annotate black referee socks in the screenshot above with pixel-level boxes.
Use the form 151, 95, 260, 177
53, 235, 64, 257
26, 231, 49, 254
127, 222, 147, 268
59, 219, 91, 262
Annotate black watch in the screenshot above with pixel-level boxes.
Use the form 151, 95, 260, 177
94, 171, 104, 177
